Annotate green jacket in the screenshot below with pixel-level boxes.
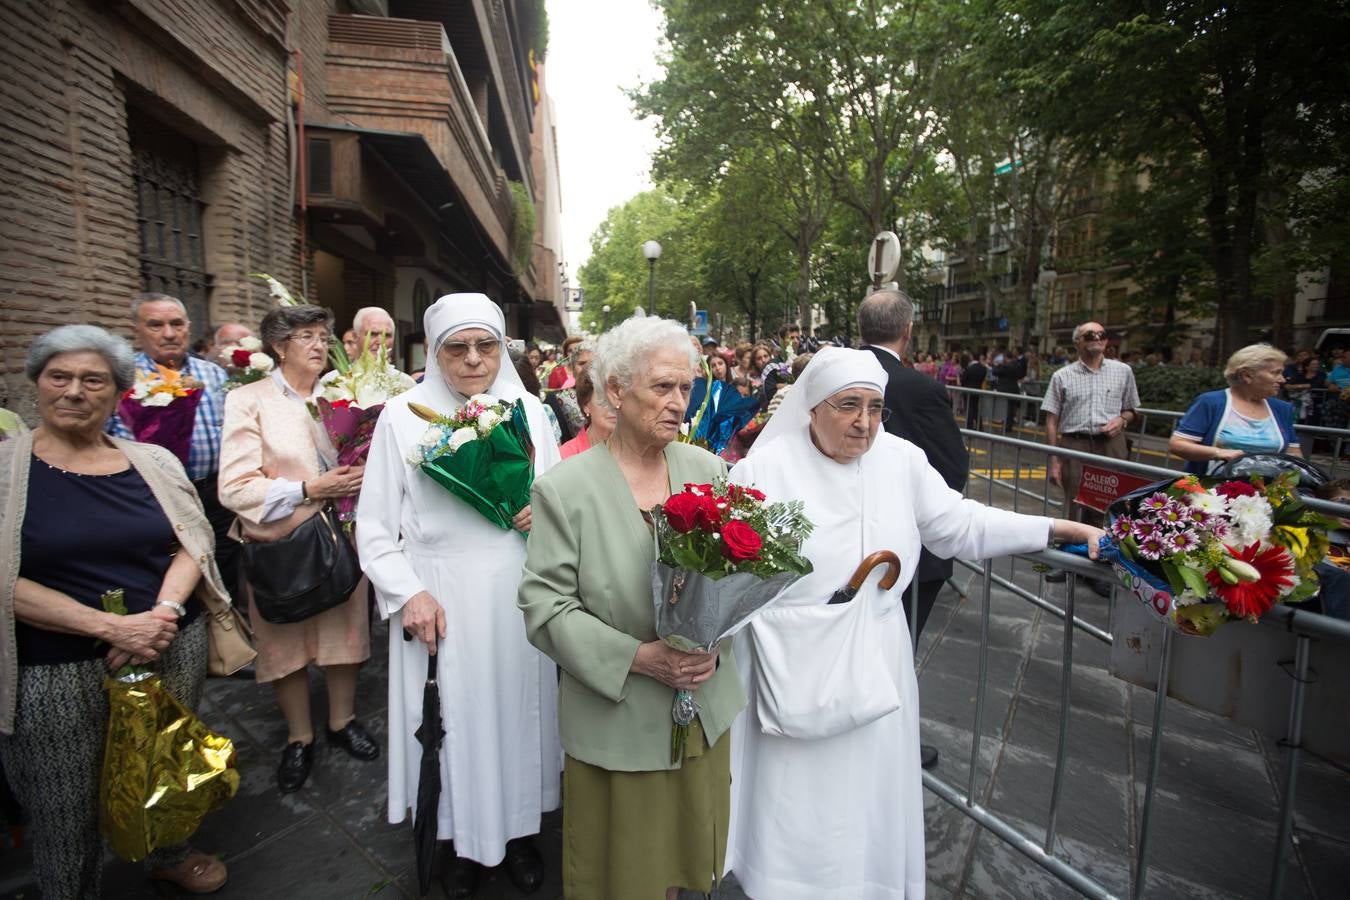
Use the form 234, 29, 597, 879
518, 441, 745, 772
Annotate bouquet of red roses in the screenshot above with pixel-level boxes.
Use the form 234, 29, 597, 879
650, 479, 813, 761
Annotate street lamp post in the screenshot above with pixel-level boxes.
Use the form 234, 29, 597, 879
601, 304, 611, 331
642, 240, 662, 317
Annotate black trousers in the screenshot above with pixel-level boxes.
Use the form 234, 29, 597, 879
965, 396, 982, 430
903, 578, 945, 640
193, 475, 240, 605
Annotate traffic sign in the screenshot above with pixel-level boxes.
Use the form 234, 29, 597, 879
867, 231, 901, 287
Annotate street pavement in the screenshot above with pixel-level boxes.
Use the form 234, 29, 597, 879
2, 438, 1348, 898
4, 566, 1345, 899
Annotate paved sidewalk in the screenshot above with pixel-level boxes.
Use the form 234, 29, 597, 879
3, 567, 1348, 898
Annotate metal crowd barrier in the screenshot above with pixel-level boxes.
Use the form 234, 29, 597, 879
946, 384, 1348, 478
909, 428, 1350, 900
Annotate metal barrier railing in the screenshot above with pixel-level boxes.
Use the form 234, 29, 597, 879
947, 384, 1348, 477
915, 427, 1350, 900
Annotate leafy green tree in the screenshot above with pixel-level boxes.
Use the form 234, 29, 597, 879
577, 188, 696, 329
638, 2, 961, 326
1005, 0, 1350, 359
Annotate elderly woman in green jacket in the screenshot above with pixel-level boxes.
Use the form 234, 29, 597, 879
518, 316, 744, 900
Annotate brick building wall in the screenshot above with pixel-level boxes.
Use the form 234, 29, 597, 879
0, 0, 299, 415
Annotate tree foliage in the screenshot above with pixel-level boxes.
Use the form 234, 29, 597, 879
1003, 0, 1350, 358
577, 0, 1349, 359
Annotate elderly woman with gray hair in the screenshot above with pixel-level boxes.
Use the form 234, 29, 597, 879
218, 305, 376, 796
518, 316, 742, 899
0, 325, 230, 894
1168, 342, 1302, 475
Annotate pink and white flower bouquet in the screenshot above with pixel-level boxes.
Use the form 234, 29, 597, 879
1102, 473, 1330, 635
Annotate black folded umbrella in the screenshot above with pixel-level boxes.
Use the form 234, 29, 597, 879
412, 646, 444, 896
827, 550, 902, 604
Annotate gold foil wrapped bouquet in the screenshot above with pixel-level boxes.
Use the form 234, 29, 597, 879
99, 590, 240, 861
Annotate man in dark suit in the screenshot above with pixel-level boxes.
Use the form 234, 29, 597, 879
992, 347, 1027, 433
961, 353, 989, 429
860, 288, 971, 770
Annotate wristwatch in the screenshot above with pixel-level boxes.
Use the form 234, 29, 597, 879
156, 599, 187, 618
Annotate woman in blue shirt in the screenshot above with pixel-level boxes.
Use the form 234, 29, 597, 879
1169, 344, 1301, 475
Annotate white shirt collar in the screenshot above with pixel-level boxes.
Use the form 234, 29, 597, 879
868, 344, 902, 363
270, 368, 323, 403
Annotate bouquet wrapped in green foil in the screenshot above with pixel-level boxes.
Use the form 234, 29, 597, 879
405, 396, 535, 530
99, 590, 239, 862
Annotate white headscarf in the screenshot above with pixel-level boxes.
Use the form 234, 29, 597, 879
421, 293, 528, 407
749, 346, 888, 457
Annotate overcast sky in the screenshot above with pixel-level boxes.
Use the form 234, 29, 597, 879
545, 0, 664, 281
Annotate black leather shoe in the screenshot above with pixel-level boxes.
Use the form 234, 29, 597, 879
442, 854, 481, 900
326, 720, 379, 761
277, 741, 313, 794
504, 837, 544, 894
920, 744, 939, 770
1044, 570, 1067, 583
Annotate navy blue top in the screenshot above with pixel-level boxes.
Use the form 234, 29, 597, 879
17, 455, 199, 665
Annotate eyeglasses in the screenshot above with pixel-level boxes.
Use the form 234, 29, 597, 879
1078, 330, 1106, 341
288, 332, 333, 347
441, 338, 501, 359
822, 398, 891, 423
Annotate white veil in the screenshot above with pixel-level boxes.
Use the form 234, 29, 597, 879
420, 293, 528, 409
748, 346, 888, 457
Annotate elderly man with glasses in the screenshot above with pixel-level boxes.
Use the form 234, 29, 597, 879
1041, 321, 1141, 594
107, 292, 238, 603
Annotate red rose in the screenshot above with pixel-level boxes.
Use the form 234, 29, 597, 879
1215, 480, 1258, 499
684, 482, 714, 495
721, 520, 762, 562
231, 348, 252, 367
663, 492, 701, 533
743, 486, 766, 502
329, 399, 352, 410
694, 494, 725, 532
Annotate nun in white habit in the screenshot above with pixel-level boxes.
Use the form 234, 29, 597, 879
725, 347, 1101, 899
356, 294, 562, 895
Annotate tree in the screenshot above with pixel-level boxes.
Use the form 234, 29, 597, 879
931, 0, 1098, 351
684, 153, 797, 342
638, 1, 839, 329
1092, 161, 1214, 361
1007, 0, 1350, 359
577, 188, 698, 329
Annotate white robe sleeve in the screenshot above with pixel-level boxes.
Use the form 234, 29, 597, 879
355, 407, 426, 618
906, 443, 1054, 561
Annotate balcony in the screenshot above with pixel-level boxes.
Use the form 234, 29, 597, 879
325, 13, 517, 264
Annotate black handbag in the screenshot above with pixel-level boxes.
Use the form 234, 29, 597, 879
241, 504, 362, 624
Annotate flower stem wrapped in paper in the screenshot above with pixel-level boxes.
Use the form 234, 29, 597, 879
405, 396, 535, 530
116, 366, 203, 466
310, 342, 416, 528
650, 479, 814, 762
1084, 471, 1333, 636
98, 590, 239, 862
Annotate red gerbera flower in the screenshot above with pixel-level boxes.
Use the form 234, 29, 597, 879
1204, 542, 1296, 619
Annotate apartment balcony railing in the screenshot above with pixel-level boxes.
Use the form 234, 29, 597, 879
325, 13, 517, 262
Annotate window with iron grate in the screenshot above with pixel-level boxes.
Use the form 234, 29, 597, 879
128, 109, 212, 339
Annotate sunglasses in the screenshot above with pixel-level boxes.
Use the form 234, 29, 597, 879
440, 338, 501, 359
1078, 330, 1106, 341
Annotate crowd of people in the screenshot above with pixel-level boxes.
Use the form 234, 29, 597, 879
3, 282, 1348, 900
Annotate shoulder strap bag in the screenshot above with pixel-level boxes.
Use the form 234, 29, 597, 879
198, 587, 256, 676
241, 504, 362, 624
